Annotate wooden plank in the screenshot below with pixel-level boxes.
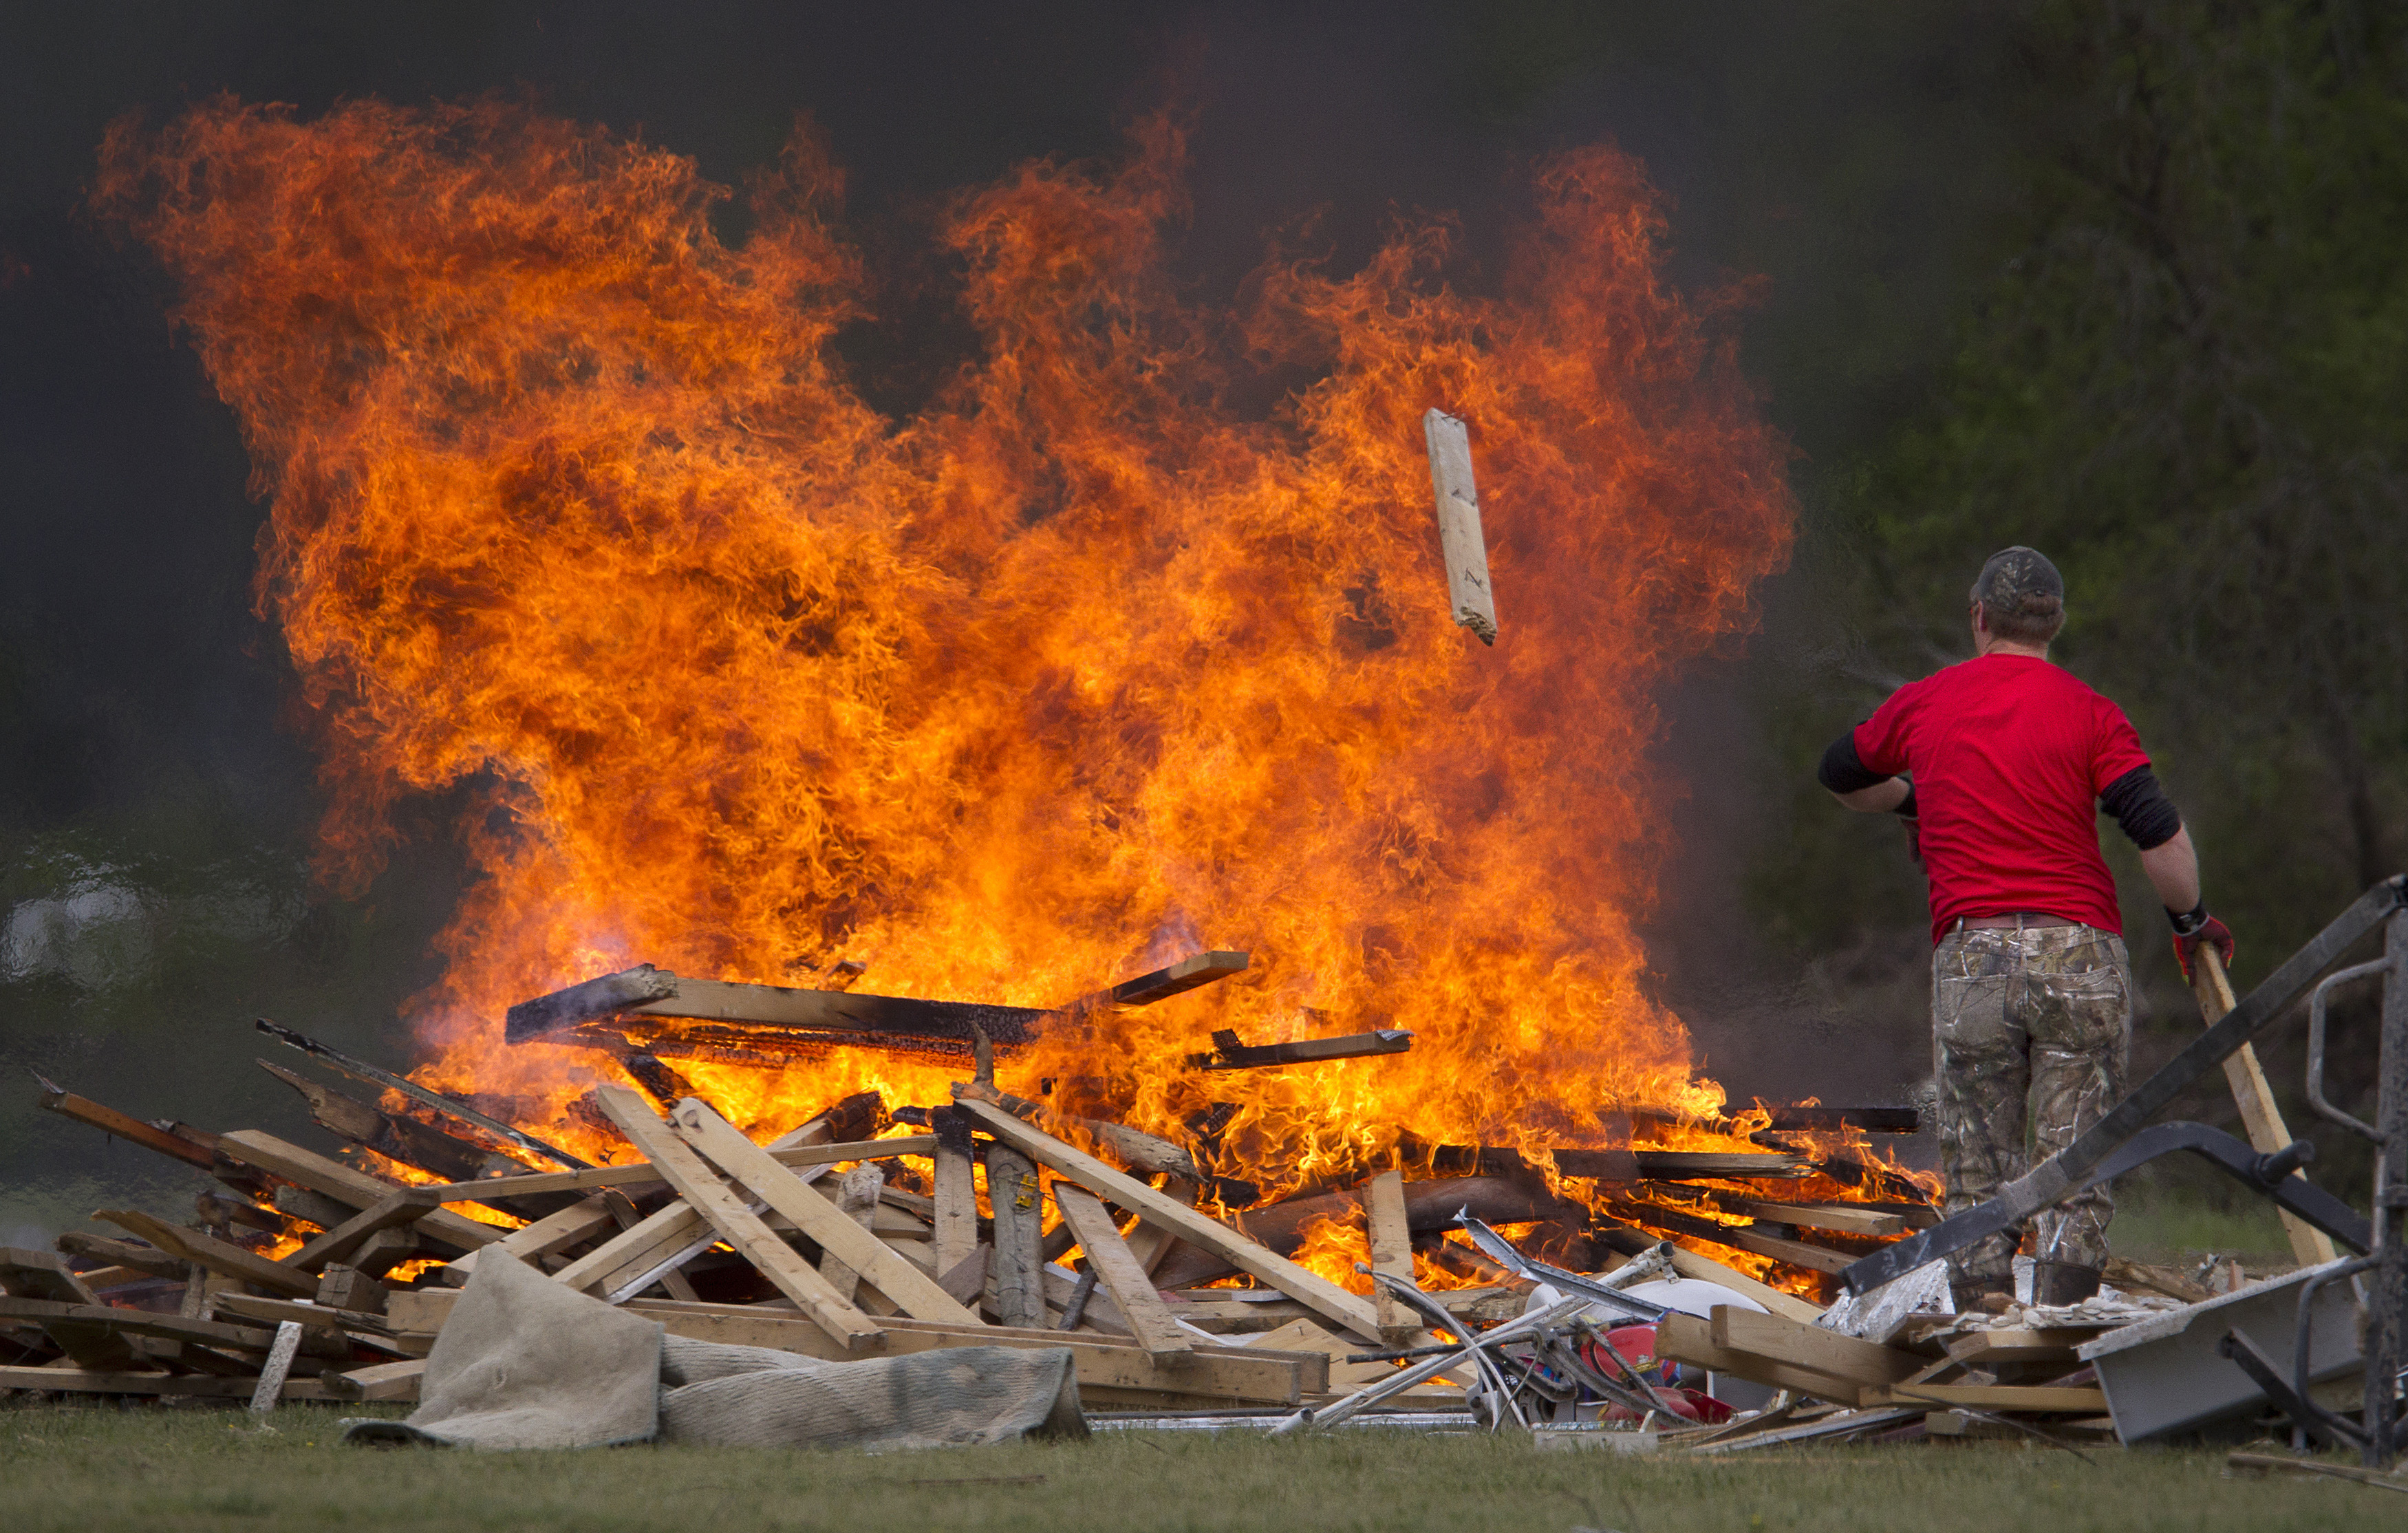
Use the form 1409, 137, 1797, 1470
286, 1188, 444, 1275
0, 1296, 350, 1362
1734, 1200, 1908, 1238
591, 1087, 881, 1350
1423, 407, 1496, 643
255, 1060, 492, 1183
931, 1111, 979, 1277
1363, 1170, 1415, 1347
449, 1194, 619, 1279
52, 1234, 187, 1283
1943, 1328, 2099, 1365
1710, 1306, 1922, 1389
0, 1253, 140, 1369
621, 1301, 1310, 1405
1654, 1311, 1868, 1407
1052, 1183, 1190, 1362
1659, 1243, 1826, 1325
2193, 948, 2339, 1268
31, 1078, 219, 1170
548, 1201, 710, 1298
985, 1142, 1046, 1329
0, 1364, 334, 1400
666, 1097, 978, 1325
1872, 1382, 2111, 1413
93, 1211, 317, 1299
213, 1132, 500, 1254
321, 1358, 425, 1403
956, 1096, 1384, 1342
411, 1135, 939, 1202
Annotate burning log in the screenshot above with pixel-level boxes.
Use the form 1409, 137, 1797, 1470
1184, 1028, 1414, 1071
255, 1060, 499, 1183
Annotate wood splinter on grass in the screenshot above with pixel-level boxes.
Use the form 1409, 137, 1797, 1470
1423, 407, 1497, 645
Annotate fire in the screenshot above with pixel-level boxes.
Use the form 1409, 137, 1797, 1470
98, 98, 1820, 1278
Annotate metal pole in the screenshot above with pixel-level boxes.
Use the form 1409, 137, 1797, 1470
2367, 908, 2408, 1468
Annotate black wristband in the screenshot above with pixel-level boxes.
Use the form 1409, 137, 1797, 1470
1895, 784, 1918, 819
2168, 900, 2211, 936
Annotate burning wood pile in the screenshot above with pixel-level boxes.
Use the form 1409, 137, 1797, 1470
5, 945, 2152, 1448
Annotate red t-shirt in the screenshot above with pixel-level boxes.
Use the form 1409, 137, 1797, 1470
1853, 654, 2151, 944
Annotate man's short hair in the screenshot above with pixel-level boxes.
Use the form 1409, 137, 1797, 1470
1970, 546, 2066, 644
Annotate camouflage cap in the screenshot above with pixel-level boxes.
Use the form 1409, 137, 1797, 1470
1971, 546, 2064, 609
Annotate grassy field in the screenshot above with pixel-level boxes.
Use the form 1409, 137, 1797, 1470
0, 1400, 2384, 1533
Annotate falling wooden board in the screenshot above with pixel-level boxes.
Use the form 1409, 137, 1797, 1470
667, 1097, 978, 1325
213, 1131, 501, 1254
954, 1095, 1382, 1341
621, 1301, 1316, 1404
1710, 1306, 1922, 1390
1423, 408, 1496, 643
1052, 1183, 1190, 1362
593, 1087, 883, 1351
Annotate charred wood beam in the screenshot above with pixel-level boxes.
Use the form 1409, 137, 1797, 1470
1601, 1104, 1920, 1138
31, 1071, 274, 1199
255, 1060, 497, 1184
1184, 1028, 1412, 1071
504, 952, 1249, 1061
255, 1018, 588, 1171
1608, 1201, 1856, 1276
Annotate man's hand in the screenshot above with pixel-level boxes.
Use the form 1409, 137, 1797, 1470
2169, 902, 2235, 981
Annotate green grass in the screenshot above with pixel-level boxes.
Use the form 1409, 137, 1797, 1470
2110, 1179, 2294, 1268
0, 1400, 2383, 1533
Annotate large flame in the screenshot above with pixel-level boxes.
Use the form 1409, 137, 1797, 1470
99, 98, 1807, 1265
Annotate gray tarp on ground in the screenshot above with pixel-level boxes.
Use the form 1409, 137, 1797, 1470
345, 1250, 1086, 1452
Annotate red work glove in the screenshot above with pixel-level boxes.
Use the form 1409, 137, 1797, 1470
2169, 903, 2235, 981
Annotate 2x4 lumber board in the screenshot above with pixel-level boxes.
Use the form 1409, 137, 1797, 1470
1654, 1311, 1869, 1407
1709, 1306, 1922, 1390
2192, 949, 2339, 1267
286, 1189, 444, 1276
213, 1131, 500, 1254
1943, 1328, 2096, 1364
323, 1358, 425, 1402
620, 976, 1044, 1049
0, 1365, 335, 1401
1871, 1382, 2111, 1413
931, 1111, 979, 1276
0, 1254, 139, 1369
1734, 1200, 1909, 1239
94, 1211, 317, 1300
0, 1297, 341, 1359
956, 1095, 1384, 1342
667, 1097, 978, 1325
548, 1201, 710, 1297
412, 1135, 940, 1202
52, 1234, 186, 1283
208, 1293, 397, 1340
451, 1194, 618, 1276
32, 1078, 218, 1170
1656, 1243, 1825, 1324
1364, 1170, 1415, 1346
1053, 1183, 1190, 1362
592, 1087, 881, 1351
621, 1302, 1313, 1404
984, 1143, 1047, 1329
1422, 407, 1496, 643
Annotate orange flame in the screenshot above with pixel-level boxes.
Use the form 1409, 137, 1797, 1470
98, 98, 1811, 1258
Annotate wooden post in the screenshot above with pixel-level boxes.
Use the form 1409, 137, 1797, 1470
930, 1107, 979, 1278
1423, 408, 1496, 645
1364, 1170, 1415, 1347
985, 1143, 1046, 1329
2193, 948, 2339, 1267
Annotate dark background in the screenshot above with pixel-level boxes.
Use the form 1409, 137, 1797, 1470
3, 3, 2396, 1241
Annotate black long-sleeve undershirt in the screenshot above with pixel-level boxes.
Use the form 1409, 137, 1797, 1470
1817, 731, 2182, 850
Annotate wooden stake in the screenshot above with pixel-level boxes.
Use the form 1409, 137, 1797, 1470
1052, 1183, 1192, 1362
590, 1087, 883, 1350
931, 1107, 979, 1277
2193, 948, 2339, 1267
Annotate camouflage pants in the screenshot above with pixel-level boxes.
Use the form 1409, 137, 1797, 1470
1932, 924, 2133, 1284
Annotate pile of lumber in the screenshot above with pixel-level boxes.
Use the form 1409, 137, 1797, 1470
6, 953, 1938, 1422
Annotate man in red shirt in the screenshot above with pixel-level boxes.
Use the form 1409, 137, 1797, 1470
1818, 547, 2233, 1305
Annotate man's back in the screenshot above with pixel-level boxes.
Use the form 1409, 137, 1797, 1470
1853, 653, 2149, 941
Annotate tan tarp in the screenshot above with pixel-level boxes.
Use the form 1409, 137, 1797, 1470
346, 1250, 1085, 1452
